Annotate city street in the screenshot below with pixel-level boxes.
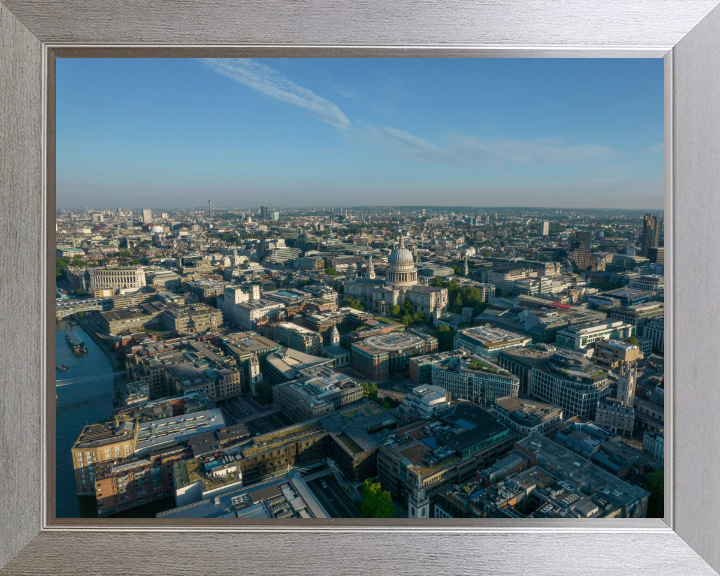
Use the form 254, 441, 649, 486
306, 475, 362, 519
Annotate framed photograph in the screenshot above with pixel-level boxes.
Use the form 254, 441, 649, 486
2, 1, 720, 574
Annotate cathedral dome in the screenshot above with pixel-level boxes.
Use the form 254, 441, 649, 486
385, 236, 418, 288
388, 247, 414, 264
388, 236, 414, 265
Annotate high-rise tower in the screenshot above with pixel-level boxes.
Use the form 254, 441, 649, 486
208, 199, 213, 219
641, 214, 659, 258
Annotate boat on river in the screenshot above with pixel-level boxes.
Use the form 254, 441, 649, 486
56, 365, 69, 371
65, 332, 87, 354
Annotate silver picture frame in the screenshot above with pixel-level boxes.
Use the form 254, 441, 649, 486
2, 1, 719, 573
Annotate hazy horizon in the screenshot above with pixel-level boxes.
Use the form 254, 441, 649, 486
57, 58, 664, 210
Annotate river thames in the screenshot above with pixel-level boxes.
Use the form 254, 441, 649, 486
55, 319, 114, 518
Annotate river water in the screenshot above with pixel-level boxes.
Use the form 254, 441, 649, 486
55, 319, 114, 518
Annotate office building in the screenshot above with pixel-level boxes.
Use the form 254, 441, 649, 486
541, 221, 549, 236
158, 471, 330, 519
643, 429, 664, 465
265, 347, 334, 385
142, 208, 152, 224
648, 247, 664, 265
475, 295, 607, 343
641, 214, 659, 258
496, 344, 557, 395
160, 302, 223, 334
517, 434, 650, 517
529, 350, 612, 420
376, 402, 515, 518
605, 254, 649, 273
610, 302, 664, 331
595, 398, 635, 437
602, 287, 653, 306
301, 307, 372, 344
628, 275, 664, 292
134, 409, 226, 456
351, 331, 438, 381
593, 339, 643, 368
408, 350, 465, 386
222, 298, 284, 331
431, 354, 520, 407
454, 325, 531, 360
491, 397, 563, 440
220, 331, 281, 391
554, 320, 635, 352
576, 230, 592, 251
88, 267, 146, 291
94, 444, 189, 516
487, 268, 536, 297
642, 315, 664, 353
397, 384, 452, 419
126, 340, 244, 401
274, 366, 363, 423
181, 278, 229, 302
71, 420, 139, 496
274, 322, 323, 356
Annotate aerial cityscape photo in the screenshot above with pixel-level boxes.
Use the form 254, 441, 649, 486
55, 58, 665, 520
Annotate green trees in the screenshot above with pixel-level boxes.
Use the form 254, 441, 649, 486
401, 314, 412, 327
342, 298, 364, 311
436, 324, 454, 351
55, 256, 71, 278
325, 267, 338, 275
625, 336, 640, 346
360, 479, 394, 518
431, 276, 444, 287
643, 469, 664, 518
254, 382, 273, 406
361, 381, 379, 403
402, 299, 413, 315
390, 304, 401, 317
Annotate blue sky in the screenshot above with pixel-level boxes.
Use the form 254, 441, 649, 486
56, 58, 664, 210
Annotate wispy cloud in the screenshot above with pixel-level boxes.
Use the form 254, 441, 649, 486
357, 124, 451, 164
358, 124, 612, 166
332, 83, 397, 117
199, 59, 350, 130
446, 135, 613, 165
199, 59, 610, 167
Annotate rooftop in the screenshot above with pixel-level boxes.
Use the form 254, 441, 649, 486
494, 397, 563, 426
158, 470, 328, 519
457, 325, 531, 348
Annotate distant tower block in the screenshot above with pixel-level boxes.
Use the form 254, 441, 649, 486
208, 199, 213, 219
464, 256, 469, 277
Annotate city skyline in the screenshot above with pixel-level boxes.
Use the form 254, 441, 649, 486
57, 58, 664, 210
